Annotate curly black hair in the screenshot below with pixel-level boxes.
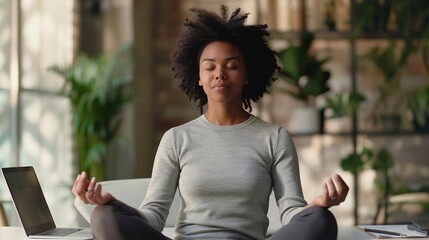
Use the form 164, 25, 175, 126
170, 5, 279, 113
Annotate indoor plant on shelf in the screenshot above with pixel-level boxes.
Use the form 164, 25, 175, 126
407, 85, 429, 132
324, 92, 366, 133
353, 0, 392, 35
362, 40, 413, 131
341, 146, 395, 224
49, 43, 135, 181
277, 32, 331, 133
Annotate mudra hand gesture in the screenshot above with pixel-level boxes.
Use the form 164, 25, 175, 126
72, 172, 115, 205
309, 173, 349, 208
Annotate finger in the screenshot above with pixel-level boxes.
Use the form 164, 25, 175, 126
73, 173, 89, 199
326, 177, 338, 200
78, 173, 90, 194
86, 177, 96, 192
334, 173, 349, 192
93, 183, 104, 205
77, 172, 89, 192
94, 183, 102, 197
85, 177, 97, 204
86, 192, 96, 205
333, 174, 349, 201
322, 182, 329, 202
71, 174, 80, 194
72, 173, 91, 204
72, 173, 83, 195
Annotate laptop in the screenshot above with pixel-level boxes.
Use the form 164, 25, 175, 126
2, 166, 93, 239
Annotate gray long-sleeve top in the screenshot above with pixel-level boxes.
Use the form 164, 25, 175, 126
138, 115, 307, 240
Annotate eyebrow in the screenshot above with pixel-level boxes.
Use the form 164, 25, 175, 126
201, 57, 241, 63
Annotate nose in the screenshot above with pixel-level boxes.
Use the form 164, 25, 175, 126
215, 72, 227, 80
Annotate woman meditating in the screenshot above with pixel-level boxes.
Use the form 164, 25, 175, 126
72, 5, 348, 240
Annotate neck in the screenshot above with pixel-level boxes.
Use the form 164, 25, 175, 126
204, 106, 250, 126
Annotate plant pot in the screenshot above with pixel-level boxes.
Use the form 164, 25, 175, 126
379, 114, 401, 132
412, 115, 429, 132
291, 107, 321, 134
325, 117, 352, 133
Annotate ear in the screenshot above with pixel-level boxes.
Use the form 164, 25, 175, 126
198, 80, 202, 86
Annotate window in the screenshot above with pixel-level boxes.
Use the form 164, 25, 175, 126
0, 0, 78, 227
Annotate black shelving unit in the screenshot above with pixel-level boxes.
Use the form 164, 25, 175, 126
262, 0, 429, 225
264, 0, 362, 225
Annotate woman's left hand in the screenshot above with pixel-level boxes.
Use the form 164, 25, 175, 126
308, 173, 349, 208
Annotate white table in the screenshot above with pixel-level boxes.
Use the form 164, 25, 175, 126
1, 226, 427, 240
0, 227, 92, 240
0, 227, 34, 240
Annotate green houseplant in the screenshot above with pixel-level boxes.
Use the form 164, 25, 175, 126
325, 92, 366, 119
278, 32, 330, 105
49, 43, 135, 181
407, 85, 429, 132
393, 0, 429, 36
353, 0, 392, 35
392, 0, 429, 79
277, 32, 331, 133
324, 92, 366, 132
362, 41, 413, 131
341, 146, 395, 224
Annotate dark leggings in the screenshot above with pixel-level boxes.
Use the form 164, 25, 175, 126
90, 200, 337, 240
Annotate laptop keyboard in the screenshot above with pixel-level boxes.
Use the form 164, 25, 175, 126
40, 228, 82, 236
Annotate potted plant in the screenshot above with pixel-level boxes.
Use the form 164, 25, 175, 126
324, 0, 337, 31
362, 41, 413, 131
407, 85, 429, 132
341, 146, 395, 224
277, 32, 331, 133
393, 0, 429, 35
353, 0, 393, 35
48, 43, 135, 181
324, 92, 366, 132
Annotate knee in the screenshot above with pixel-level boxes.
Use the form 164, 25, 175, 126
90, 205, 114, 229
311, 206, 336, 222
309, 206, 338, 239
90, 205, 123, 240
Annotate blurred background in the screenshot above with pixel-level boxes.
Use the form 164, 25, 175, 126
1, 0, 429, 229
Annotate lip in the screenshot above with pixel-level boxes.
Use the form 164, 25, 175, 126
212, 84, 230, 90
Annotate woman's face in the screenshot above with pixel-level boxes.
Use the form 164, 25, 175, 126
198, 41, 247, 107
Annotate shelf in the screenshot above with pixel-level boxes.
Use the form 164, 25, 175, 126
354, 31, 424, 39
357, 130, 429, 136
263, 0, 429, 226
270, 30, 351, 40
291, 130, 429, 137
291, 132, 351, 137
270, 30, 425, 40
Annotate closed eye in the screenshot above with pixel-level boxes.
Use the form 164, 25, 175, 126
226, 63, 238, 69
203, 63, 215, 70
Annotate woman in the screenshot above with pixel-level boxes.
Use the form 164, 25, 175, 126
72, 6, 348, 240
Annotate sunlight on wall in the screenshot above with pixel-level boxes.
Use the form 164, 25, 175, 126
19, 94, 75, 226
0, 0, 11, 89
1, 0, 79, 227
296, 135, 355, 226
21, 0, 74, 91
0, 0, 12, 218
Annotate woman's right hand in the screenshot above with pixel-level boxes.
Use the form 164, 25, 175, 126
72, 172, 115, 205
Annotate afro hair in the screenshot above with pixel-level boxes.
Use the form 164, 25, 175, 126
170, 5, 279, 113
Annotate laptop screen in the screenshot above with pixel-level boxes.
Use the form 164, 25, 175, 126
2, 166, 56, 235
